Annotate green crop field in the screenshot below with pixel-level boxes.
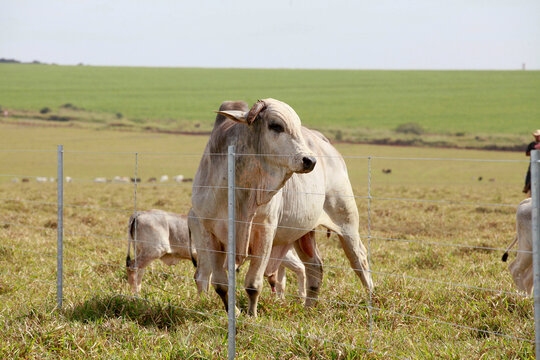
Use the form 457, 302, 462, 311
0, 123, 535, 359
1, 64, 539, 150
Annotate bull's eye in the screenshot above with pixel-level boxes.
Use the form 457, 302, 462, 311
268, 123, 284, 133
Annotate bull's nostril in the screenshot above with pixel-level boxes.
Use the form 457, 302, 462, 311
302, 156, 316, 171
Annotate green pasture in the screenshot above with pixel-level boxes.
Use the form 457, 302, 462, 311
0, 123, 535, 358
1, 64, 539, 138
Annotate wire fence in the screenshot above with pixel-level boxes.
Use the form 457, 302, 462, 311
0, 146, 536, 358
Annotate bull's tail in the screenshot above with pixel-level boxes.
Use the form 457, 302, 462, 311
126, 213, 138, 267
501, 235, 518, 262
188, 226, 197, 268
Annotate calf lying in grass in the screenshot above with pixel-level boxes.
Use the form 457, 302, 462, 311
126, 209, 306, 299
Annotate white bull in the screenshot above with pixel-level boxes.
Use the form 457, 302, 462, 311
126, 209, 306, 297
190, 99, 372, 316
502, 198, 534, 295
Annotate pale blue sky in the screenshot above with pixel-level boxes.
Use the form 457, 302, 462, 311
1, 0, 539, 69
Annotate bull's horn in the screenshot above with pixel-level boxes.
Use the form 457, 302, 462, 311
246, 100, 266, 125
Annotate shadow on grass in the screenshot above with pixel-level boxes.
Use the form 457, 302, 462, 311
65, 294, 214, 330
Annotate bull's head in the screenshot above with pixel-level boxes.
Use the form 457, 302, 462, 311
217, 98, 316, 174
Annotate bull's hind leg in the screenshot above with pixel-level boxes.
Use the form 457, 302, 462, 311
294, 231, 323, 307
324, 196, 373, 291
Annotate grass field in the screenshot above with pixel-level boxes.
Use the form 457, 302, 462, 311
0, 123, 535, 359
1, 64, 539, 150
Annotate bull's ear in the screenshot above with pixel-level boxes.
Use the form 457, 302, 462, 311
215, 110, 249, 124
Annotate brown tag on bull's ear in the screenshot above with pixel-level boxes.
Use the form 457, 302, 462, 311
246, 100, 266, 125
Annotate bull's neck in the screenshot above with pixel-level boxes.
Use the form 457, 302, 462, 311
234, 132, 292, 208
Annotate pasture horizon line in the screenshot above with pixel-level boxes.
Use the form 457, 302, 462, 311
2, 61, 538, 72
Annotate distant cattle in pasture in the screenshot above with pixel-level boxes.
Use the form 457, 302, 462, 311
22, 178, 30, 183
113, 176, 130, 183
173, 175, 184, 183
11, 178, 19, 183
160, 175, 169, 182
382, 168, 392, 174
36, 177, 48, 183
130, 177, 141, 183
147, 177, 157, 183
65, 176, 73, 183
502, 198, 533, 295
94, 177, 107, 183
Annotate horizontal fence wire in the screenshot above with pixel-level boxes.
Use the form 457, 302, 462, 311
0, 220, 57, 232
233, 153, 529, 163
370, 235, 531, 254
218, 218, 529, 254
0, 243, 56, 258
370, 196, 518, 208
0, 148, 529, 162
0, 149, 57, 153
54, 228, 529, 269
0, 174, 55, 179
0, 188, 521, 225
0, 198, 57, 206
0, 269, 56, 287
60, 179, 522, 209
6, 173, 518, 208
62, 150, 224, 157
0, 197, 133, 213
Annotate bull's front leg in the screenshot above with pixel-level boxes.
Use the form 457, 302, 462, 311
244, 222, 275, 317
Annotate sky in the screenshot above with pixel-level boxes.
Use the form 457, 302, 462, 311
1, 0, 539, 70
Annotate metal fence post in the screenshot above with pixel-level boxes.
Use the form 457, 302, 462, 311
57, 145, 64, 309
134, 153, 138, 269
227, 145, 236, 359
367, 156, 373, 351
531, 150, 540, 356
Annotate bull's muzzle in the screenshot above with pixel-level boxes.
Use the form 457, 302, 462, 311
302, 156, 317, 172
